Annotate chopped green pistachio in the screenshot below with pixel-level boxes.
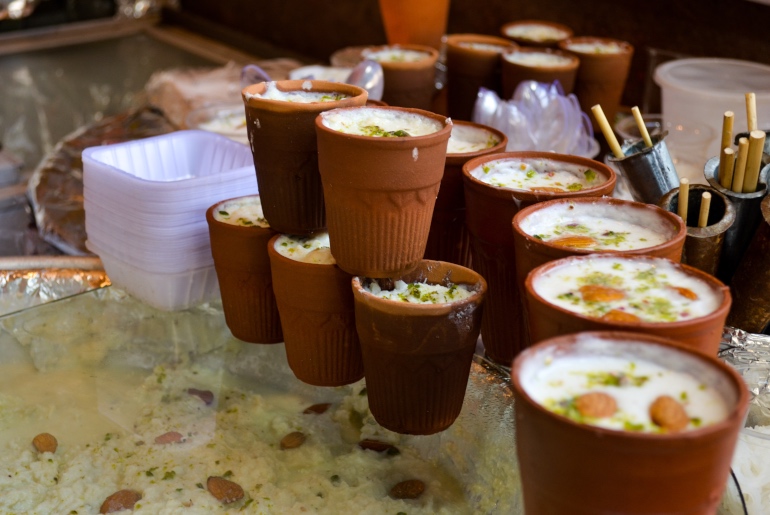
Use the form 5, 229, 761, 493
567, 183, 583, 191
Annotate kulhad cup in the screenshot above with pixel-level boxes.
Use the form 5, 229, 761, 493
315, 105, 452, 278
206, 195, 283, 344
444, 34, 517, 120
500, 19, 573, 49
362, 44, 439, 110
242, 80, 368, 235
267, 232, 363, 386
462, 151, 616, 365
524, 254, 731, 355
511, 331, 749, 515
424, 121, 508, 268
559, 37, 634, 132
352, 260, 486, 435
501, 47, 580, 98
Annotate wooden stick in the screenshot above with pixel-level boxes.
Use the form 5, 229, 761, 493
678, 178, 690, 222
719, 147, 736, 190
698, 192, 711, 228
718, 111, 734, 185
591, 104, 624, 159
631, 106, 653, 148
731, 140, 748, 193
743, 130, 766, 193
746, 93, 758, 132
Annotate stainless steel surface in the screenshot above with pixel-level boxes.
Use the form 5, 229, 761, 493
608, 131, 679, 204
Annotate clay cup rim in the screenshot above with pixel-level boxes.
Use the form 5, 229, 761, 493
266, 232, 337, 271
360, 44, 440, 70
558, 36, 634, 58
446, 120, 509, 161
502, 46, 580, 71
205, 195, 274, 237
242, 80, 369, 112
510, 330, 749, 441
445, 33, 518, 54
500, 19, 574, 46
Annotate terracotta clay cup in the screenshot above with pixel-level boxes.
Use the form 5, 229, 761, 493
501, 47, 580, 98
511, 331, 749, 515
424, 121, 508, 268
500, 19, 573, 49
558, 37, 634, 132
352, 260, 487, 435
524, 254, 732, 355
462, 152, 616, 365
362, 44, 439, 110
242, 80, 368, 235
444, 34, 517, 121
267, 234, 363, 386
315, 106, 452, 278
512, 197, 686, 298
206, 196, 282, 344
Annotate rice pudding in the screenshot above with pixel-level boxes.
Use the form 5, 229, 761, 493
213, 195, 269, 228
520, 335, 729, 433
533, 256, 722, 323
565, 41, 625, 54
504, 51, 574, 68
447, 124, 501, 154
469, 158, 604, 192
320, 107, 445, 138
245, 81, 350, 103
364, 280, 473, 304
274, 232, 335, 265
519, 201, 673, 250
364, 47, 432, 63
503, 24, 570, 43
456, 41, 509, 53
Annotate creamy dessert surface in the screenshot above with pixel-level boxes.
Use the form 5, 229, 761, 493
274, 232, 335, 265
566, 41, 625, 54
533, 256, 721, 323
321, 107, 445, 137
504, 51, 573, 67
504, 24, 569, 42
364, 48, 431, 63
245, 81, 350, 103
470, 158, 604, 192
365, 280, 474, 304
520, 336, 729, 433
213, 196, 269, 228
520, 201, 673, 251
456, 42, 509, 53
447, 125, 500, 154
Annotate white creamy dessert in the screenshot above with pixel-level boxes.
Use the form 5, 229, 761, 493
364, 47, 431, 63
364, 280, 474, 304
519, 201, 673, 250
213, 195, 269, 228
321, 107, 445, 137
533, 256, 721, 323
566, 41, 624, 54
520, 335, 729, 433
504, 51, 573, 67
197, 107, 246, 134
245, 81, 350, 103
447, 124, 500, 154
274, 232, 335, 265
457, 42, 509, 53
470, 158, 604, 192
504, 24, 569, 43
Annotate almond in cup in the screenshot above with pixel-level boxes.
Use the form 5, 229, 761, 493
511, 331, 748, 515
206, 195, 282, 344
524, 254, 731, 355
462, 151, 616, 365
267, 232, 363, 386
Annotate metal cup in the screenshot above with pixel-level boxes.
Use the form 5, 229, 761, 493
608, 131, 679, 204
703, 157, 769, 283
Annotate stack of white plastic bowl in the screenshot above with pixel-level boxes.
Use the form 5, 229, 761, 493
82, 130, 258, 311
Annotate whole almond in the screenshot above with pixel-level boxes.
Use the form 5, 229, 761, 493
206, 476, 244, 504
32, 433, 58, 454
530, 186, 564, 193
154, 431, 184, 445
600, 309, 641, 323
280, 431, 306, 450
649, 395, 689, 432
389, 479, 425, 499
575, 392, 617, 418
579, 285, 626, 302
100, 489, 142, 513
358, 439, 400, 455
550, 235, 598, 249
303, 403, 331, 415
670, 286, 699, 300
187, 388, 215, 406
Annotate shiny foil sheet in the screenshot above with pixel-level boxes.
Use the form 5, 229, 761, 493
0, 267, 109, 317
